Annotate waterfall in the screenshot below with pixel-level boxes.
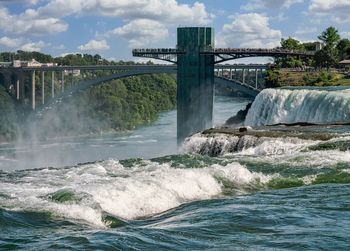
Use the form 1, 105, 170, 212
245, 88, 350, 126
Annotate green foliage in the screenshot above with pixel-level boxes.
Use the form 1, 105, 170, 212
277, 37, 315, 68
0, 50, 54, 63
337, 38, 350, 60
266, 69, 347, 87
318, 26, 341, 48
281, 37, 303, 50
265, 70, 281, 88
302, 42, 318, 51
315, 27, 341, 68
38, 74, 176, 138
314, 48, 339, 68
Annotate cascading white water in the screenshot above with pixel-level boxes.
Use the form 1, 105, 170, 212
245, 88, 350, 126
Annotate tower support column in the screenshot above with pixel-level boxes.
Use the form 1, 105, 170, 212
177, 27, 215, 144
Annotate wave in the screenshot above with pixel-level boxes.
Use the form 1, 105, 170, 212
181, 133, 313, 157
0, 160, 271, 227
1, 154, 350, 228
245, 88, 350, 126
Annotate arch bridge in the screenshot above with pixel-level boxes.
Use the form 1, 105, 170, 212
0, 27, 314, 143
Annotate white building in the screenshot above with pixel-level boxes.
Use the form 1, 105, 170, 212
12, 59, 57, 67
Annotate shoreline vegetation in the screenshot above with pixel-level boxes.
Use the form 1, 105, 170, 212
266, 70, 350, 87
266, 26, 350, 88
0, 52, 176, 143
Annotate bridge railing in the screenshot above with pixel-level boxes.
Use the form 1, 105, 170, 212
201, 48, 315, 56
132, 48, 185, 54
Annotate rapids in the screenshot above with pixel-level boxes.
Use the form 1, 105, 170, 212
1, 94, 350, 250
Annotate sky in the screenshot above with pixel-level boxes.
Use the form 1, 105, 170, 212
0, 0, 350, 61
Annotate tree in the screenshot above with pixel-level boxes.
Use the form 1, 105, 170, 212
302, 42, 318, 51
337, 38, 350, 60
316, 27, 341, 68
278, 37, 304, 68
281, 37, 303, 50
318, 26, 341, 48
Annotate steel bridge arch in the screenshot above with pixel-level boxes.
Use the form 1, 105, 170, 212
37, 66, 259, 114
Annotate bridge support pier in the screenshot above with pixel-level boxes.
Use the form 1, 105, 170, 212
61, 71, 64, 93
42, 71, 45, 105
52, 71, 55, 98
15, 73, 25, 103
31, 70, 36, 110
16, 78, 20, 100
177, 27, 215, 144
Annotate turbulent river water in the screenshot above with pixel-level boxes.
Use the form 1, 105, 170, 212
1, 93, 350, 250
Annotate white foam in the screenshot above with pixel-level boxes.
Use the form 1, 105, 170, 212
181, 133, 314, 156
0, 160, 272, 226
245, 88, 350, 126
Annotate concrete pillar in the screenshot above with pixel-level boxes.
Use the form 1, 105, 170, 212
31, 70, 36, 110
17, 72, 25, 103
177, 27, 215, 144
51, 71, 55, 98
242, 69, 246, 84
41, 71, 45, 105
230, 69, 232, 80
255, 69, 258, 89
61, 71, 64, 93
16, 78, 20, 100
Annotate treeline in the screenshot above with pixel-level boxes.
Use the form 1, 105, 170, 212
0, 50, 154, 65
35, 73, 176, 139
276, 26, 350, 68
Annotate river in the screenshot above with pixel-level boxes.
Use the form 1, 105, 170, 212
1, 92, 350, 250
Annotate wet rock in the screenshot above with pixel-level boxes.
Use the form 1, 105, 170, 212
225, 103, 252, 126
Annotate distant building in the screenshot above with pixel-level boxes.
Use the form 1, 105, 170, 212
12, 59, 57, 67
339, 60, 350, 69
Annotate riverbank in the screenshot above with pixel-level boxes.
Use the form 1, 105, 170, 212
0, 74, 176, 143
266, 69, 350, 87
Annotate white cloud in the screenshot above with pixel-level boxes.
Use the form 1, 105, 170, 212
218, 13, 282, 48
0, 36, 21, 48
0, 0, 213, 50
19, 40, 48, 51
78, 39, 110, 51
35, 0, 213, 25
242, 0, 303, 10
0, 7, 68, 35
309, 0, 350, 23
108, 19, 168, 48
